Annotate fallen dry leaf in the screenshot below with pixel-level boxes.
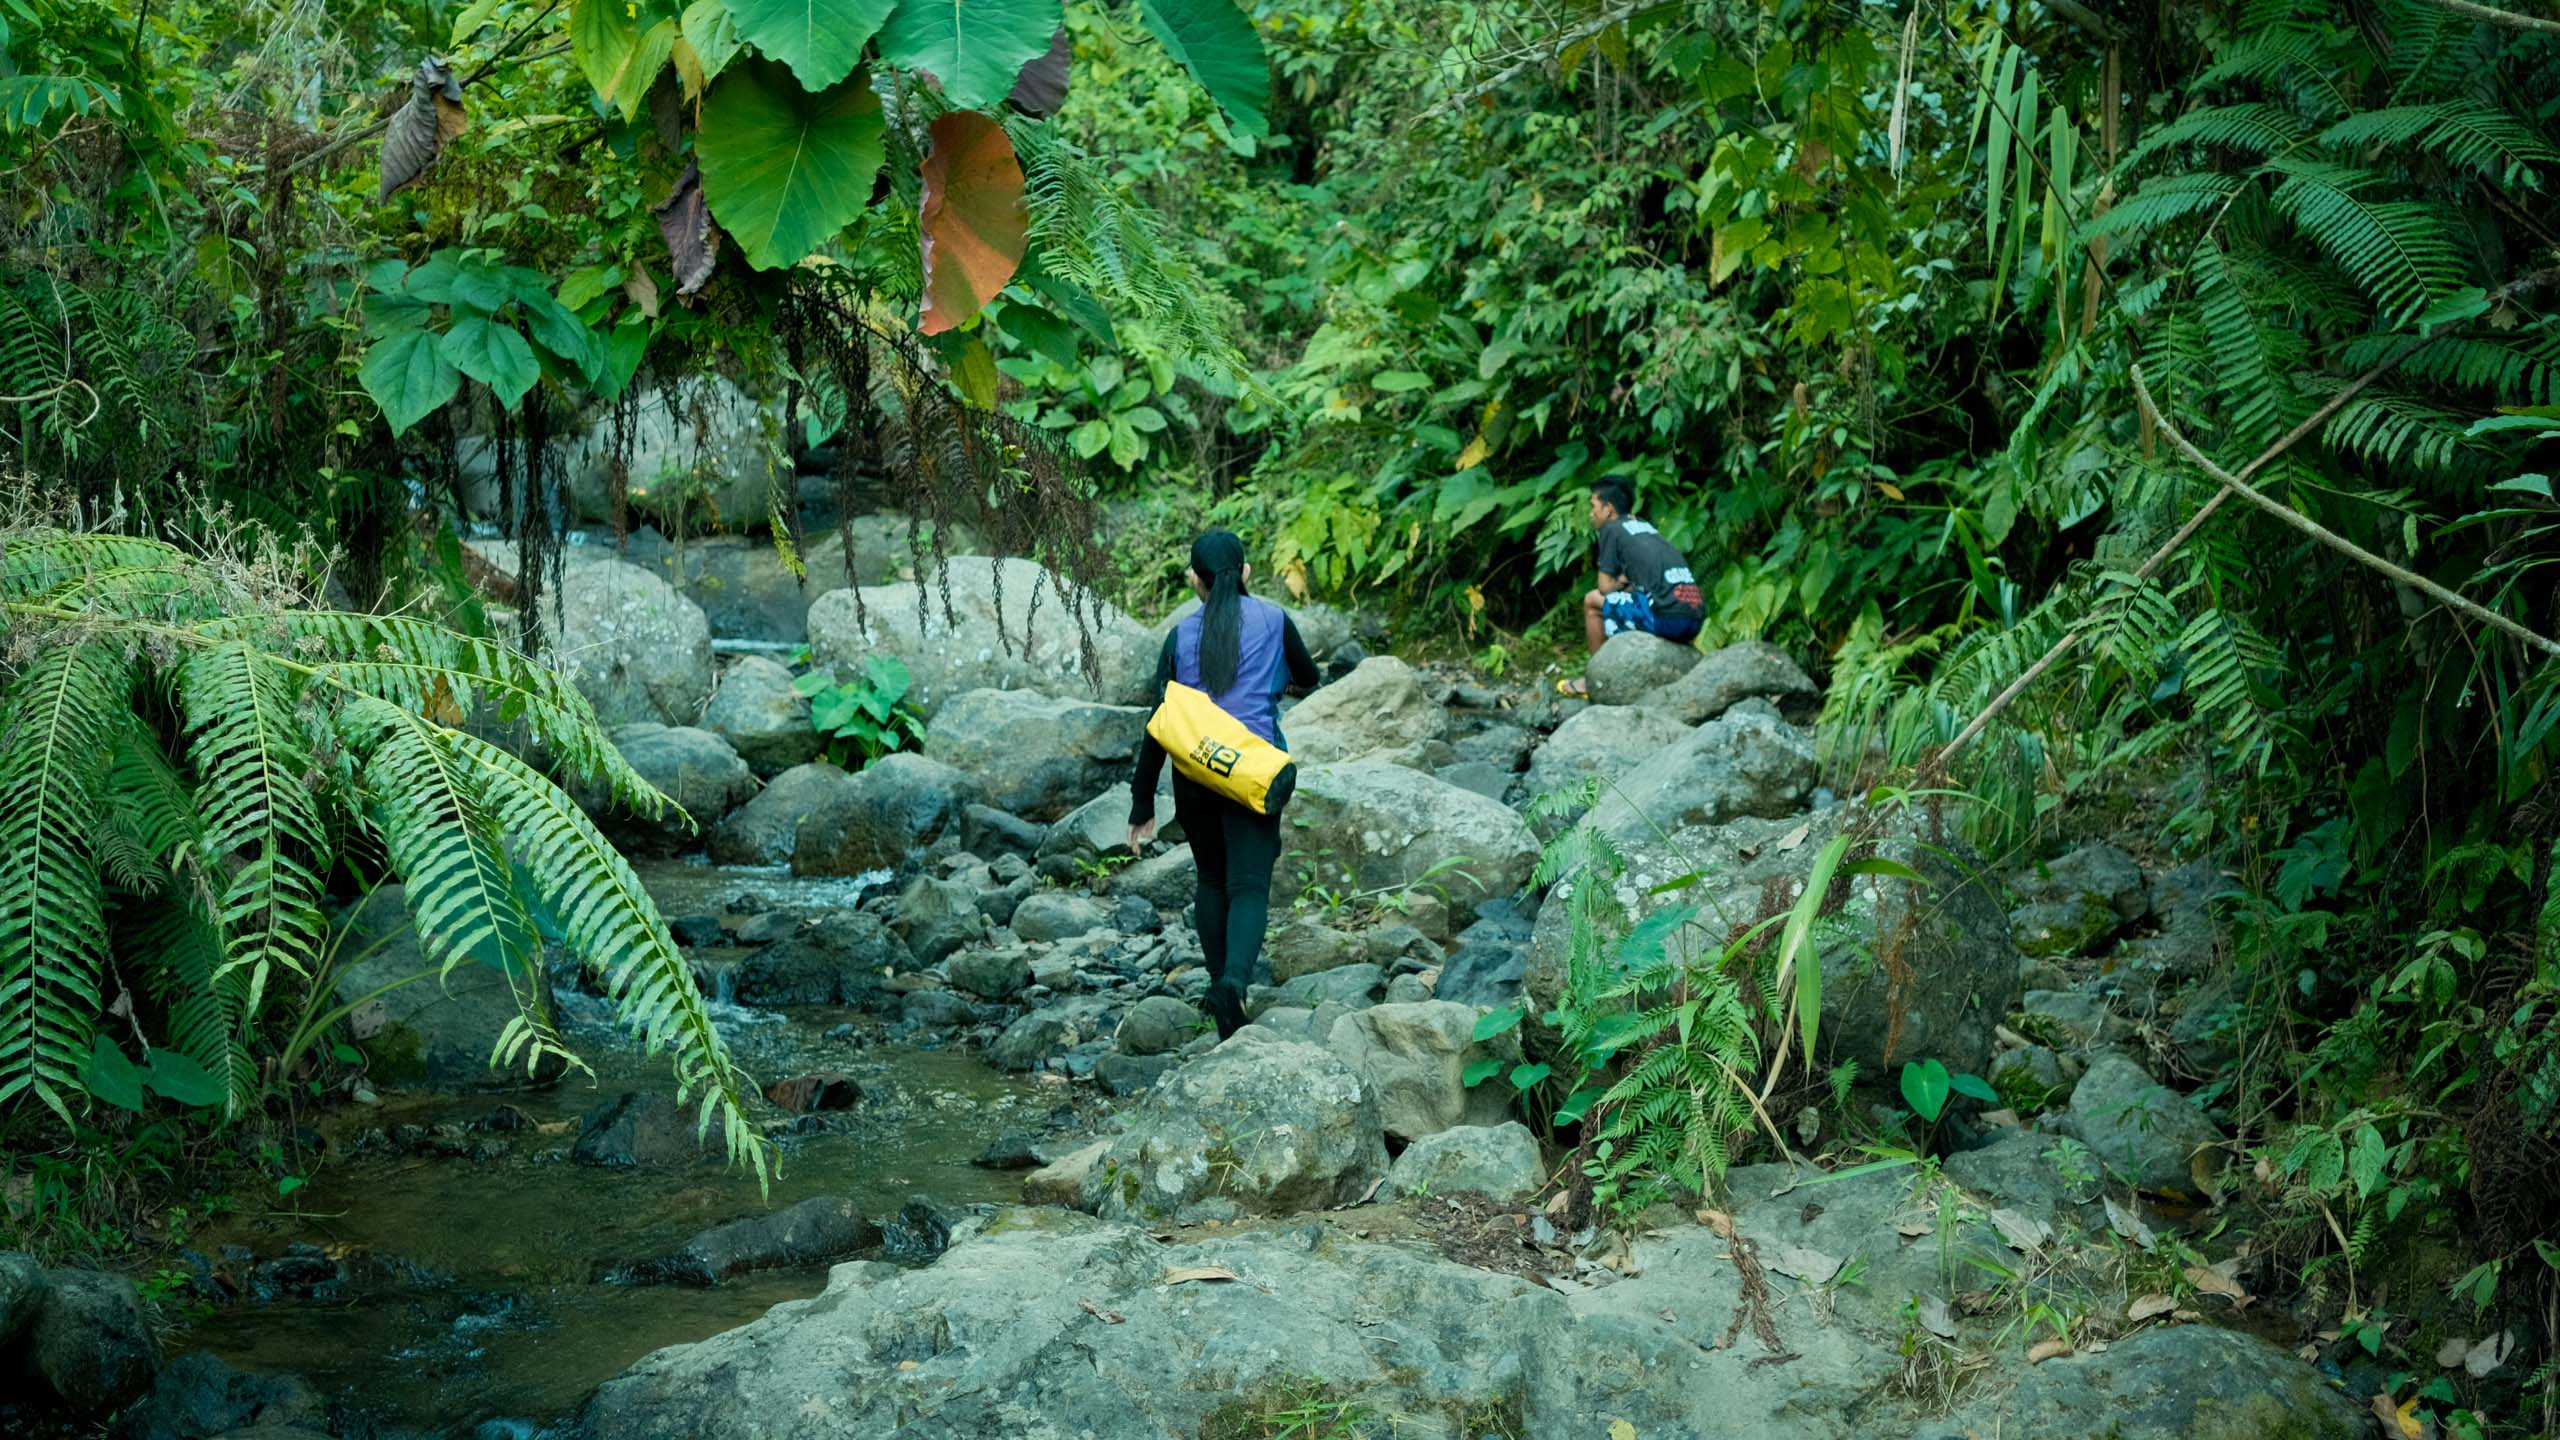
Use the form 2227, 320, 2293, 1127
2127, 1294, 2177, 1323
2465, 1331, 2516, 1378
1990, 1208, 2052, 1252
1895, 1217, 1935, 1238
1658, 1309, 1678, 1323
2174, 1309, 2203, 1323
2104, 1195, 2158, 1251
1981, 1108, 2024, 1129
1161, 1266, 1238, 1287
1776, 822, 1811, 852
1917, 1294, 1958, 1340
2027, 1338, 2073, 1364
2297, 1342, 2320, 1362
1767, 1245, 1842, 1285
1078, 1298, 1124, 1324
2372, 1390, 2425, 1440
2183, 1262, 2250, 1307
1547, 1190, 1573, 1218
1609, 1422, 1637, 1440
1696, 1208, 1737, 1239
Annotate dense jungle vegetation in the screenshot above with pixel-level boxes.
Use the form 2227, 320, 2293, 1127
5, 0, 2560, 1430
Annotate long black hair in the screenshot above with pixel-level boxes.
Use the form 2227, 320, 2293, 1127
1190, 529, 1248, 692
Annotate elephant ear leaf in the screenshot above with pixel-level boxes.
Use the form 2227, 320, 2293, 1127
1138, 0, 1268, 138
653, 157, 724, 296
877, 0, 1059, 110
718, 0, 897, 91
1006, 26, 1070, 118
379, 56, 467, 202
918, 110, 1027, 335
697, 59, 885, 271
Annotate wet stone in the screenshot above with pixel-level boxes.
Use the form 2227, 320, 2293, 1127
763, 1073, 862, 1114
572, 1092, 719, 1169
249, 1244, 342, 1303
972, 1133, 1046, 1170
667, 913, 725, 948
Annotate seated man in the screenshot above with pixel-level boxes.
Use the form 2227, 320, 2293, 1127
1560, 476, 1702, 696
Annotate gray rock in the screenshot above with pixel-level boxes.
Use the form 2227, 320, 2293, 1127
699, 656, 819, 777
1944, 1323, 2364, 1439
2015, 841, 2149, 922
1327, 1001, 1514, 1142
2067, 1052, 2225, 1195
1639, 640, 1818, 725
2169, 972, 2241, 1073
1280, 656, 1451, 766
708, 761, 854, 865
1115, 996, 1203, 1056
1363, 923, 1442, 970
1010, 891, 1110, 944
1519, 704, 1694, 819
331, 886, 558, 1087
1584, 630, 1701, 705
1382, 1121, 1544, 1201
460, 373, 777, 530
987, 996, 1118, 1071
1991, 1043, 2072, 1096
902, 989, 978, 1030
1258, 963, 1385, 1013
1110, 894, 1160, 935
573, 1092, 718, 1168
580, 723, 760, 854
0, 1250, 44, 1347
924, 689, 1148, 821
530, 555, 714, 727
1037, 781, 1178, 871
1451, 722, 1533, 771
946, 948, 1031, 1001
30, 1268, 159, 1414
731, 911, 900, 1007
1528, 803, 2020, 1078
976, 872, 1033, 927
1583, 700, 1815, 845
890, 876, 988, 966
1022, 1142, 1108, 1205
1286, 761, 1540, 908
2121, 860, 2227, 978
2008, 898, 2124, 959
1435, 759, 1515, 802
115, 1351, 322, 1440
789, 753, 974, 876
1265, 919, 1367, 984
959, 804, 1046, 859
1096, 1051, 1179, 1095
1111, 850, 1197, 912
1086, 1029, 1387, 1219
621, 1196, 879, 1287
1434, 939, 1528, 1010
805, 557, 1155, 719
1383, 973, 1431, 1003
2022, 988, 2133, 1047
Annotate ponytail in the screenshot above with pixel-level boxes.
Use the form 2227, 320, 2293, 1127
1189, 529, 1249, 693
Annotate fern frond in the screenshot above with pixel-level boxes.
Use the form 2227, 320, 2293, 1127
340, 696, 540, 993
444, 729, 768, 1185
123, 885, 253, 1119
2081, 173, 2248, 242
2317, 102, 2560, 184
0, 642, 130, 1119
2122, 103, 2313, 174
179, 641, 328, 1017
2266, 158, 2468, 318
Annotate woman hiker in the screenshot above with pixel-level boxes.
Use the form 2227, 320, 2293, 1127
1126, 530, 1323, 1039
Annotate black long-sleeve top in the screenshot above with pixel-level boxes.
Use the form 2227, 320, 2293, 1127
1129, 615, 1321, 825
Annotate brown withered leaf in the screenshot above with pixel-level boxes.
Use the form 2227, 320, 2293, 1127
917, 111, 1027, 336
2182, 1261, 2250, 1307
379, 57, 466, 202
2026, 1338, 2073, 1364
653, 157, 722, 297
1161, 1266, 1238, 1287
1077, 1298, 1123, 1324
2127, 1293, 2177, 1323
1006, 27, 1071, 118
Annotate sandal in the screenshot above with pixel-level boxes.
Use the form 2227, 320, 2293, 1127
1554, 677, 1590, 698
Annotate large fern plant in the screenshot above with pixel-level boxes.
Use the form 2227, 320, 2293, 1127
0, 518, 765, 1180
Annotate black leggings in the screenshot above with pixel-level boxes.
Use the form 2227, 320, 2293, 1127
1170, 776, 1283, 1038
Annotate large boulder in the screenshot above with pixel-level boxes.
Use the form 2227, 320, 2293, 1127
889, 876, 988, 966
1285, 761, 1539, 908
0, 1251, 42, 1345
619, 1196, 880, 1287
805, 556, 1154, 718
1518, 704, 1694, 817
461, 373, 778, 528
1640, 640, 1818, 725
1582, 700, 1815, 845
1528, 803, 2020, 1078
1381, 1121, 1544, 1201
579, 724, 759, 854
699, 656, 819, 777
331, 886, 557, 1087
1010, 891, 1110, 944
2067, 1052, 2227, 1195
1945, 1324, 2363, 1439
1110, 850, 1197, 913
1085, 1029, 1386, 1220
789, 754, 974, 875
1279, 656, 1450, 766
531, 555, 714, 727
730, 911, 901, 1007
1583, 631, 1700, 705
115, 1352, 323, 1440
28, 1268, 159, 1414
987, 996, 1118, 1072
1326, 1001, 1514, 1142
708, 761, 854, 865
1114, 995, 1203, 1057
572, 1092, 719, 1168
924, 690, 1147, 821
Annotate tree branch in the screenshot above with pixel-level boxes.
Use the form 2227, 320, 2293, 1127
1415, 0, 1656, 121
2419, 0, 2560, 36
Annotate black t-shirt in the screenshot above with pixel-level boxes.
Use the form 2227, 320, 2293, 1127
1596, 516, 1702, 618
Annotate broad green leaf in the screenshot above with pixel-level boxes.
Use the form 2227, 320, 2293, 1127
680, 0, 744, 90
918, 110, 1028, 334
439, 316, 541, 409
719, 0, 896, 90
608, 18, 679, 123
1138, 0, 1268, 138
358, 328, 463, 435
864, 653, 911, 702
1781, 835, 1850, 1065
82, 1037, 144, 1111
2350, 1123, 2388, 1197
1553, 1084, 1606, 1125
1462, 1056, 1502, 1087
450, 0, 505, 46
145, 1050, 227, 1108
2491, 473, 2553, 497
878, 0, 1060, 110
1509, 1062, 1552, 1091
1950, 1071, 2001, 1105
698, 60, 885, 270
1472, 1005, 1523, 1042
571, 0, 671, 102
1899, 1057, 1951, 1122
1070, 417, 1109, 458
1372, 369, 1430, 393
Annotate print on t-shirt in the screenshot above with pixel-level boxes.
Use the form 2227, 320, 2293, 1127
1596, 516, 1703, 618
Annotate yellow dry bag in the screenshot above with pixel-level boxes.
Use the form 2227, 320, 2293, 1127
1147, 680, 1298, 815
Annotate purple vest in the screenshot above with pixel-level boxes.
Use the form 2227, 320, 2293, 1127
1174, 596, 1289, 746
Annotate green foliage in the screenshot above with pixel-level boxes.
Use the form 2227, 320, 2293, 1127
1897, 1058, 1998, 1126
0, 519, 765, 1182
794, 651, 926, 767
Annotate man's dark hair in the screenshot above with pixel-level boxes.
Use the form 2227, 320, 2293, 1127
1592, 475, 1635, 516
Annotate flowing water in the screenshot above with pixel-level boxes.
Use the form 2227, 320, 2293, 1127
171, 862, 1069, 1436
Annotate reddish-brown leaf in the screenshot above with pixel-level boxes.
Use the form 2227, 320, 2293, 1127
654, 157, 724, 297
1007, 27, 1071, 117
918, 110, 1027, 336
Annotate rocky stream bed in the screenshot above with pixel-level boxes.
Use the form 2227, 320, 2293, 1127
0, 539, 2390, 1439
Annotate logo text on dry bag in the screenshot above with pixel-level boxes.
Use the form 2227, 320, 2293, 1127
1189, 737, 1241, 778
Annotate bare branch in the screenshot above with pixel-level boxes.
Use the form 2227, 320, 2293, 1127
1415, 0, 1656, 121
2420, 0, 2560, 36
